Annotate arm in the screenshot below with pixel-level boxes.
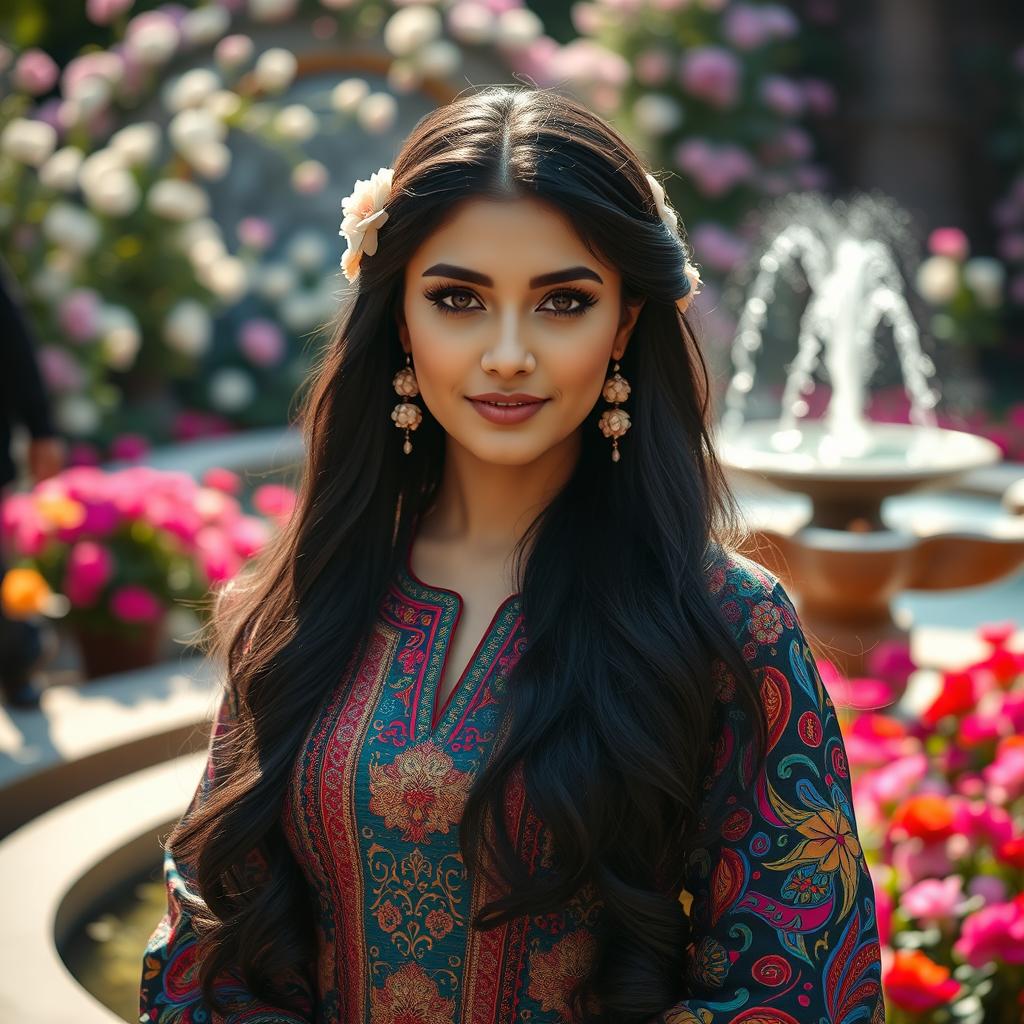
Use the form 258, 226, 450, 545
657, 574, 885, 1024
139, 683, 316, 1024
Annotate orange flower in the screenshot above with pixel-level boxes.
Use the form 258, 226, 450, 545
1, 568, 52, 620
891, 794, 954, 843
884, 949, 960, 1012
34, 494, 85, 529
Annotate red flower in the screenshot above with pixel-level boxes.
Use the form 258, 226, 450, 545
922, 670, 975, 726
884, 949, 960, 1012
997, 837, 1024, 870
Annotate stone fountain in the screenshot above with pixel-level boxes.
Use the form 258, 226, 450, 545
715, 193, 1024, 679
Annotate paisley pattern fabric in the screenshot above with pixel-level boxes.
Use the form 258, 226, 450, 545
140, 547, 884, 1024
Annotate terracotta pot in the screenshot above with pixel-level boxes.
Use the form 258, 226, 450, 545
72, 617, 166, 680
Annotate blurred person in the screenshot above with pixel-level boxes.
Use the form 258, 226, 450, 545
0, 255, 65, 709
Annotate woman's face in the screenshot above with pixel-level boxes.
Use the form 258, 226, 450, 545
397, 196, 644, 466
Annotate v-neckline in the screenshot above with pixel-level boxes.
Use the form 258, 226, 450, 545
398, 527, 521, 735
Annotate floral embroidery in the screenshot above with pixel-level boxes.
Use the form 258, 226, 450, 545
748, 598, 783, 644
367, 739, 473, 843
764, 804, 863, 919
368, 961, 455, 1024
526, 929, 597, 1022
140, 550, 882, 1024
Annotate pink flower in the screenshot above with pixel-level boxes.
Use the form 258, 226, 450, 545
14, 49, 60, 95
688, 222, 750, 273
38, 345, 85, 394
679, 47, 741, 110
901, 876, 964, 923
928, 227, 969, 262
634, 48, 672, 87
61, 51, 123, 99
984, 744, 1024, 802
2, 493, 49, 558
802, 77, 837, 116
236, 216, 275, 250
195, 527, 242, 583
862, 753, 928, 806
238, 318, 286, 367
228, 515, 270, 558
58, 289, 102, 344
86, 0, 134, 25
723, 5, 772, 50
110, 584, 162, 623
203, 468, 242, 495
760, 74, 805, 117
953, 896, 1024, 968
890, 838, 953, 887
252, 483, 296, 523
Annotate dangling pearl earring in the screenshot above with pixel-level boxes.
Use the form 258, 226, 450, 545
598, 359, 631, 462
391, 353, 422, 454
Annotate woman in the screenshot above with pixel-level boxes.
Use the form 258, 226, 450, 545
140, 84, 884, 1024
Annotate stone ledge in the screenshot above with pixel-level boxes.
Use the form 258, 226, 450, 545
0, 751, 205, 1024
0, 656, 219, 838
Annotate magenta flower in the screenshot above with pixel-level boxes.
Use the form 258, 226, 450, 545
110, 584, 163, 623
679, 47, 741, 110
110, 433, 150, 462
953, 897, 1024, 968
65, 540, 115, 607
951, 798, 1014, 850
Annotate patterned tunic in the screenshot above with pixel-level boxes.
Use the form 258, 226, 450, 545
139, 547, 885, 1024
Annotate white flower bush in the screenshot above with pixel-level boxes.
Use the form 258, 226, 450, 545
0, 0, 575, 453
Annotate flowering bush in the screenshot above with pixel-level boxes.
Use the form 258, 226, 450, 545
915, 227, 1006, 348
0, 0, 571, 451
555, 0, 830, 334
0, 464, 295, 639
845, 622, 1024, 1021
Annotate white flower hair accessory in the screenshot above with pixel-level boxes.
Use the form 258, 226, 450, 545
644, 171, 702, 314
339, 165, 394, 283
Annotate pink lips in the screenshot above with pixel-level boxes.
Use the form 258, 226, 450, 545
466, 394, 549, 424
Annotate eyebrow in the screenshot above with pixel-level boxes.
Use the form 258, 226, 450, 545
421, 263, 604, 288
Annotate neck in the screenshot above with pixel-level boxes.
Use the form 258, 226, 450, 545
419, 429, 580, 556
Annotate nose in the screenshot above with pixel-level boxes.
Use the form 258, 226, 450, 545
480, 314, 536, 375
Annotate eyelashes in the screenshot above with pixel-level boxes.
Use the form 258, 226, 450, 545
422, 283, 598, 319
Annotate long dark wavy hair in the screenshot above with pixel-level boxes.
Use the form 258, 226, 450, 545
170, 83, 769, 1023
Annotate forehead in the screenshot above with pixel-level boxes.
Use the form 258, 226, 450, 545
409, 196, 608, 276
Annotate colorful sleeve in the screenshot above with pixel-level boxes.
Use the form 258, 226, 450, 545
139, 683, 316, 1024
656, 570, 885, 1024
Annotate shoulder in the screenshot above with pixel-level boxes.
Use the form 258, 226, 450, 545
706, 547, 800, 664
